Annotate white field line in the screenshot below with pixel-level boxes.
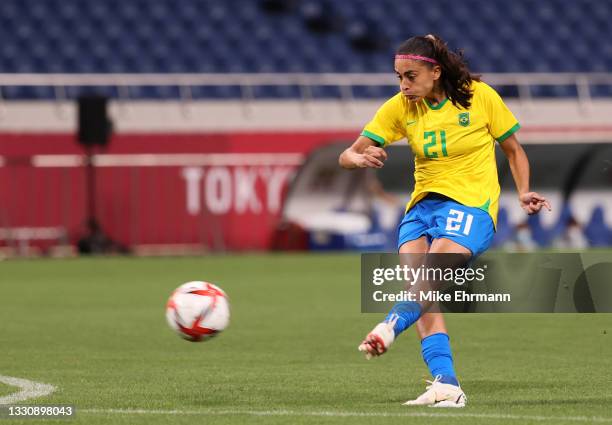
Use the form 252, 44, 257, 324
80, 408, 612, 423
0, 376, 56, 405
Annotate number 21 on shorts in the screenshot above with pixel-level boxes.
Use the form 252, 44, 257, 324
445, 209, 473, 235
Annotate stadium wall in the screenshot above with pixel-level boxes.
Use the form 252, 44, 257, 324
0, 131, 354, 253
1, 99, 611, 254
1, 100, 612, 141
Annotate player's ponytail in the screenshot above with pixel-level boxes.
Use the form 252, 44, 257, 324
396, 35, 480, 109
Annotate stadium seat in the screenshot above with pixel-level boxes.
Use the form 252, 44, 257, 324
0, 0, 609, 99
528, 203, 574, 247
584, 206, 612, 246
491, 207, 515, 248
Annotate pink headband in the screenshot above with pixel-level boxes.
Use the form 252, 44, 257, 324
395, 54, 438, 64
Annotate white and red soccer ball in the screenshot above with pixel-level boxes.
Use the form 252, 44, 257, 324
165, 281, 230, 342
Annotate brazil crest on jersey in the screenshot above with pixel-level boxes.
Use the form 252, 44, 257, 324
361, 80, 520, 227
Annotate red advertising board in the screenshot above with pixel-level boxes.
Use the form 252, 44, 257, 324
0, 131, 355, 252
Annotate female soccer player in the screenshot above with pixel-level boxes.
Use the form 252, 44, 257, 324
339, 34, 551, 407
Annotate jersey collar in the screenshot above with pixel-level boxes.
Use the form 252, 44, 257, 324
424, 97, 448, 110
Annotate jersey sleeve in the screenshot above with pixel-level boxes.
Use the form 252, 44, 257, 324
361, 94, 406, 147
479, 82, 520, 143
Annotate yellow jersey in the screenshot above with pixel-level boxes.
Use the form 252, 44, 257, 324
361, 80, 519, 227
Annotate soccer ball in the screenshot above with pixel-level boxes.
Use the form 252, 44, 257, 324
165, 281, 230, 342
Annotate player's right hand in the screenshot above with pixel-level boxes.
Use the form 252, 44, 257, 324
356, 146, 387, 168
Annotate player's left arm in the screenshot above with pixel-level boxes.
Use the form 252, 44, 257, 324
499, 134, 552, 215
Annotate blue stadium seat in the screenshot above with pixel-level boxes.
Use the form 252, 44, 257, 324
530, 85, 579, 98
528, 203, 575, 247
252, 85, 302, 99
0, 0, 609, 99
2, 86, 55, 100
189, 86, 242, 100
584, 206, 612, 246
592, 85, 612, 98
491, 207, 515, 248
310, 85, 342, 99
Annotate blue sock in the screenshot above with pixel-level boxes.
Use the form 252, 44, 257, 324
384, 301, 422, 336
421, 333, 459, 386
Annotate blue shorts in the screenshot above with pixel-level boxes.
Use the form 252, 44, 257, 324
397, 193, 495, 257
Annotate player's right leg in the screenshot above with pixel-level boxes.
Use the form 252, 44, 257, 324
358, 235, 429, 358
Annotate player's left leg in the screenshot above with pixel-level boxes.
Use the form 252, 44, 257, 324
416, 313, 457, 385
418, 238, 469, 387
404, 237, 469, 407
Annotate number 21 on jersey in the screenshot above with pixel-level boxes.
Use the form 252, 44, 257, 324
423, 130, 448, 158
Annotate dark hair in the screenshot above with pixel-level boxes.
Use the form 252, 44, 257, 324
396, 34, 480, 109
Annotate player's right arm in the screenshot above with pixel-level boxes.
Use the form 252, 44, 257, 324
340, 93, 405, 169
339, 136, 388, 169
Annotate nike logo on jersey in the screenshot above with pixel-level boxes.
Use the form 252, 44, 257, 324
406, 120, 417, 126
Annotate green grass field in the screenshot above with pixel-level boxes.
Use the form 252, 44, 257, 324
1, 254, 611, 424
0, 383, 13, 398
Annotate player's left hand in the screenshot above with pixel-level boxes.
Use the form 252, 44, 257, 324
519, 192, 551, 215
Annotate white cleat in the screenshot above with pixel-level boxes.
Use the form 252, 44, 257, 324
357, 318, 397, 359
403, 375, 467, 408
